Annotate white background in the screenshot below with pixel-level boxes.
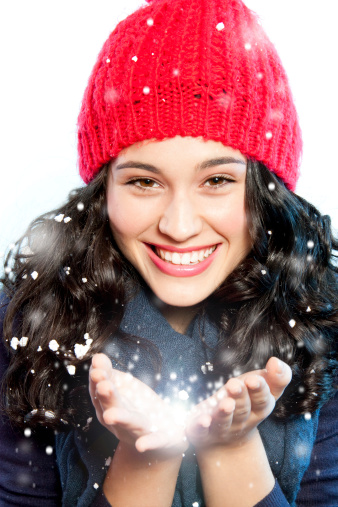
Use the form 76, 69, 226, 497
0, 0, 337, 269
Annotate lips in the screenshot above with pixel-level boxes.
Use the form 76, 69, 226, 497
145, 243, 220, 277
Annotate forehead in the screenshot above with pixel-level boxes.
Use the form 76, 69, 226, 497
114, 136, 247, 167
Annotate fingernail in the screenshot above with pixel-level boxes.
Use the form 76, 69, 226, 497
276, 359, 285, 374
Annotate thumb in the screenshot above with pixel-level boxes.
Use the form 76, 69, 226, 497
263, 357, 292, 400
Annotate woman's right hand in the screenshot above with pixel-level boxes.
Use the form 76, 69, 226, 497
89, 353, 188, 456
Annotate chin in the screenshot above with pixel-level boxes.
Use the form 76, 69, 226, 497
149, 283, 214, 308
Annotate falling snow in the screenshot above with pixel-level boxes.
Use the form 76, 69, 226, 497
31, 271, 39, 280
304, 412, 311, 421
307, 240, 314, 249
49, 340, 59, 352
67, 365, 76, 375
216, 22, 225, 31
106, 58, 110, 63
37, 346, 42, 352
268, 182, 275, 191
82, 277, 88, 283
45, 446, 53, 455
64, 217, 72, 223
244, 42, 252, 50
77, 202, 84, 211
306, 306, 311, 312
192, 502, 199, 507
170, 372, 177, 380
24, 428, 32, 437
178, 390, 189, 401
265, 132, 273, 140
132, 55, 138, 62
54, 214, 64, 222
143, 86, 150, 95
93, 483, 99, 490
147, 18, 154, 26
74, 334, 93, 359
289, 319, 296, 328
261, 269, 267, 275
105, 456, 112, 466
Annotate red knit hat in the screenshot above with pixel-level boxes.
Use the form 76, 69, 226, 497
78, 0, 302, 190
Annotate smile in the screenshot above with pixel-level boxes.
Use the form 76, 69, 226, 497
145, 243, 220, 277
154, 246, 217, 265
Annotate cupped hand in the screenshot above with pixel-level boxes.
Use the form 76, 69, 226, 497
89, 353, 188, 455
186, 357, 292, 449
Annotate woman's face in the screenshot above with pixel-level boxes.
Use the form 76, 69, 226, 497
107, 136, 251, 307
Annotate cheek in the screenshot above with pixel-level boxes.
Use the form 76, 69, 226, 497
107, 190, 152, 242
211, 197, 249, 241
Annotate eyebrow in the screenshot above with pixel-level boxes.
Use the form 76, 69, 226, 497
115, 157, 246, 173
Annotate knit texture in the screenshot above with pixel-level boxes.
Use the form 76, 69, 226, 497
78, 0, 302, 190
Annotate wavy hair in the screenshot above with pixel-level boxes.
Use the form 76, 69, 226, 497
1, 161, 337, 428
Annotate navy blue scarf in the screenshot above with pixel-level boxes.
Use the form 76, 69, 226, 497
56, 289, 319, 506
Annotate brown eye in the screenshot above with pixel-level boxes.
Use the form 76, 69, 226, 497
204, 176, 233, 187
127, 178, 160, 189
138, 179, 154, 187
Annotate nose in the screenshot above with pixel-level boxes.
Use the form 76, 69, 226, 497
158, 192, 203, 242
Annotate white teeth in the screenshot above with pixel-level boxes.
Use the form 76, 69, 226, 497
181, 253, 190, 265
198, 250, 205, 261
155, 246, 216, 265
190, 251, 199, 263
164, 251, 171, 261
172, 252, 181, 265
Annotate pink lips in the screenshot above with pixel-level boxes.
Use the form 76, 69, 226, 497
145, 243, 220, 277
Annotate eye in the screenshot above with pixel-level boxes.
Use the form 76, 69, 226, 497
204, 175, 234, 187
127, 178, 160, 188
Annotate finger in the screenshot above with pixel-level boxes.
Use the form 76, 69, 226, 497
263, 357, 292, 400
135, 431, 170, 453
102, 405, 146, 432
91, 353, 113, 376
211, 397, 235, 435
96, 379, 119, 411
225, 378, 251, 423
244, 375, 275, 417
186, 413, 212, 441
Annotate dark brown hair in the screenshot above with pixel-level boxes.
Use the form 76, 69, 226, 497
1, 161, 337, 428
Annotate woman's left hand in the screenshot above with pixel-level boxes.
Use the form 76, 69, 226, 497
186, 356, 292, 449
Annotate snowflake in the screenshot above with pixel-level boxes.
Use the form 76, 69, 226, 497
54, 214, 64, 222
66, 365, 76, 375
49, 340, 59, 352
45, 446, 53, 455
216, 22, 224, 31
31, 271, 39, 280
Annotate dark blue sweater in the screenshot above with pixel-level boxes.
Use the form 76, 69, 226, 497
1, 291, 337, 506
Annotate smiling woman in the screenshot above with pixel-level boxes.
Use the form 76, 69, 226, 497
1, 0, 338, 506
107, 137, 250, 308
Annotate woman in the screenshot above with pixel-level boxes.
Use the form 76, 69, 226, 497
1, 0, 337, 506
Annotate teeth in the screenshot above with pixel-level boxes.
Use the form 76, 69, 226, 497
154, 246, 216, 265
172, 253, 181, 265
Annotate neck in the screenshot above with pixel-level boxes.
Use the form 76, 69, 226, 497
148, 293, 200, 334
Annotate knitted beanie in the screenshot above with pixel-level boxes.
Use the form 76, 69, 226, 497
78, 0, 302, 190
